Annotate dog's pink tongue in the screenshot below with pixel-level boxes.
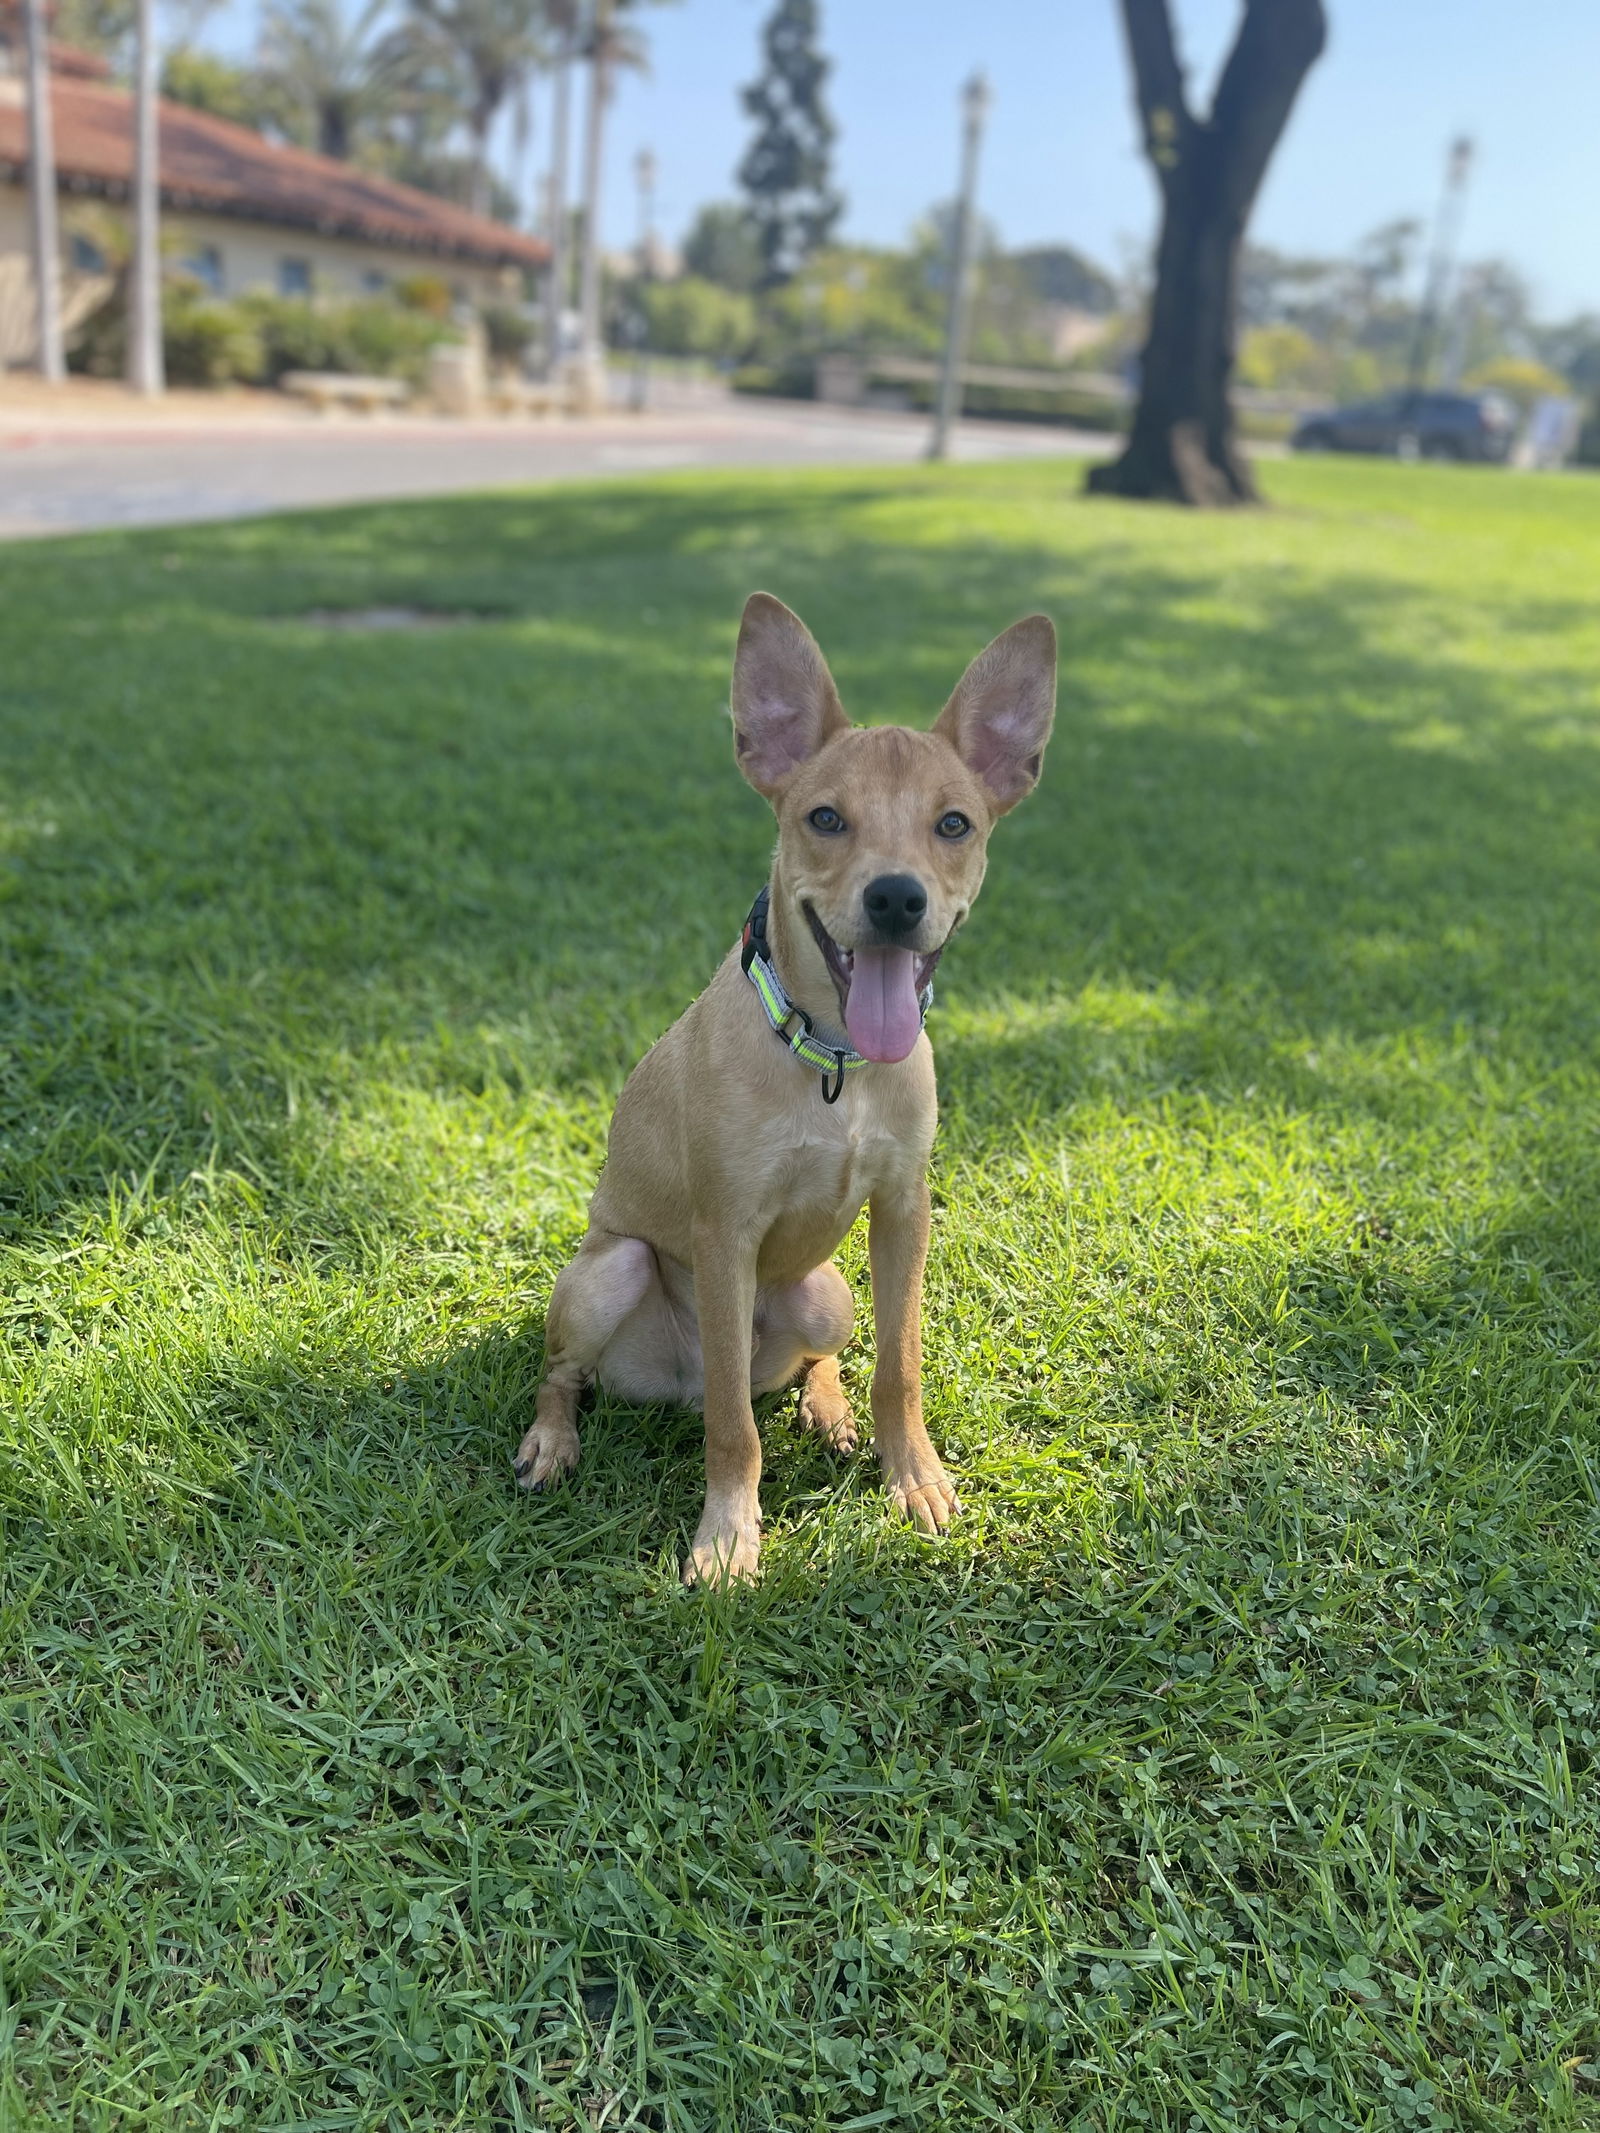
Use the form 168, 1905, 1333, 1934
845, 947, 923, 1063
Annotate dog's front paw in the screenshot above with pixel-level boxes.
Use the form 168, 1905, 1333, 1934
684, 1503, 762, 1588
513, 1418, 581, 1493
883, 1455, 960, 1535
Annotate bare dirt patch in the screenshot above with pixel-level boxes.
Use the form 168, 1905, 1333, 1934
295, 606, 494, 631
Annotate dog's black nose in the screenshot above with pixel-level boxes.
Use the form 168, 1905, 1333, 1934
863, 873, 928, 942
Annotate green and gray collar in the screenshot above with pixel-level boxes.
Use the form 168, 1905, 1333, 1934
739, 885, 934, 1105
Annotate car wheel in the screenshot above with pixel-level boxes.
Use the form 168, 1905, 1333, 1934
1421, 435, 1461, 462
1294, 426, 1333, 453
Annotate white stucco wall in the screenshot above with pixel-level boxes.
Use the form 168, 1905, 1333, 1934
154, 207, 518, 308
1, 181, 522, 367
0, 187, 110, 366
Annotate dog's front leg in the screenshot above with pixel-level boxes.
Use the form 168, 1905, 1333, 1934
684, 1221, 764, 1586
868, 1179, 959, 1534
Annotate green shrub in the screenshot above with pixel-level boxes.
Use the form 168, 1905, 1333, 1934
953, 378, 1127, 430
482, 304, 535, 368
853, 372, 1128, 433
731, 359, 814, 400
640, 277, 757, 362
337, 299, 454, 385
69, 276, 262, 386
235, 295, 341, 380
733, 359, 1133, 431
162, 286, 265, 387
237, 295, 454, 387
393, 273, 454, 319
1461, 355, 1572, 416
66, 279, 128, 378
69, 283, 459, 390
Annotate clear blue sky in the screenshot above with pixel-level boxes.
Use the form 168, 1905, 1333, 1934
206, 0, 1600, 320
599, 0, 1600, 319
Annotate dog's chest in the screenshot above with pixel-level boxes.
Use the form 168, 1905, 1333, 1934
753, 1088, 922, 1275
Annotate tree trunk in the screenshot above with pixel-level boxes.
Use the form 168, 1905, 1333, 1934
1087, 0, 1326, 505
1091, 159, 1256, 504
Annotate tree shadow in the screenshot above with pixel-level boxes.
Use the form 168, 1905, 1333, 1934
6, 472, 1600, 2133
4, 471, 1600, 1536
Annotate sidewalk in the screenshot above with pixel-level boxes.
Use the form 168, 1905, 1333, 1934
0, 377, 1117, 539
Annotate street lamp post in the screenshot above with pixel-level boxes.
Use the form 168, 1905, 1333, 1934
927, 70, 990, 463
1405, 133, 1474, 400
634, 146, 656, 275
630, 146, 656, 411
22, 0, 64, 382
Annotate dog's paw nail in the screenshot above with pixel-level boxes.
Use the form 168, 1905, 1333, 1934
514, 1458, 530, 1478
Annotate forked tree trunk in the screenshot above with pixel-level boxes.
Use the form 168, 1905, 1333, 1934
1087, 0, 1326, 505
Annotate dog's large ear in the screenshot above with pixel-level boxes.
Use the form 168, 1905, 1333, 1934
933, 615, 1057, 816
730, 593, 850, 797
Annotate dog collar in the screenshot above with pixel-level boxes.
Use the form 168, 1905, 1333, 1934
739, 885, 934, 1105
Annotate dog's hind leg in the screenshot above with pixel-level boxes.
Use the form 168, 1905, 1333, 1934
756, 1261, 859, 1455
797, 1353, 858, 1454
516, 1234, 655, 1491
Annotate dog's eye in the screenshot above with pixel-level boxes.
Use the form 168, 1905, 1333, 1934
935, 810, 973, 840
808, 806, 846, 834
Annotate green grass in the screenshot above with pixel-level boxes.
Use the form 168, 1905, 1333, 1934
2, 456, 1600, 2131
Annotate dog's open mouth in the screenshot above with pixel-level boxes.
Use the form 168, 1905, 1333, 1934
804, 903, 942, 1065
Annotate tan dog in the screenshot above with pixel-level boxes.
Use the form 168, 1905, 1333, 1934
516, 594, 1056, 1585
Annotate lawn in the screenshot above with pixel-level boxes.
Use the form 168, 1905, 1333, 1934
2, 454, 1599, 2131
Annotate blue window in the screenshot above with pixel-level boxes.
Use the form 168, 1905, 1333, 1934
184, 244, 224, 293
278, 257, 312, 297
70, 232, 107, 274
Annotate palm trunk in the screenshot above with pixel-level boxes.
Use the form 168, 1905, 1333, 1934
127, 0, 164, 395
22, 0, 64, 382
468, 107, 492, 217
574, 0, 609, 410
320, 103, 351, 161
542, 49, 572, 380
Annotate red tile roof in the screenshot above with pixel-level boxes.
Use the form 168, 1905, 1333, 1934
47, 41, 113, 80
0, 71, 548, 270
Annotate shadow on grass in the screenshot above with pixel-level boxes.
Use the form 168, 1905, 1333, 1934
4, 473, 1600, 1505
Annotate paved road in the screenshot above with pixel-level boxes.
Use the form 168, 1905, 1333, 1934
0, 398, 1113, 540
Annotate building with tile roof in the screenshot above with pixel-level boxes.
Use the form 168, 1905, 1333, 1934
0, 30, 547, 367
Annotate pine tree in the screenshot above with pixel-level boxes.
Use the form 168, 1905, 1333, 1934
737, 0, 842, 286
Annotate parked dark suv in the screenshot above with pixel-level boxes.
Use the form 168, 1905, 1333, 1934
1291, 390, 1515, 463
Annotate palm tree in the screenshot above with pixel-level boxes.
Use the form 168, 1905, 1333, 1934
128, 0, 163, 392
21, 0, 65, 379
573, 0, 649, 399
405, 0, 549, 218
539, 0, 580, 377
257, 0, 413, 162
